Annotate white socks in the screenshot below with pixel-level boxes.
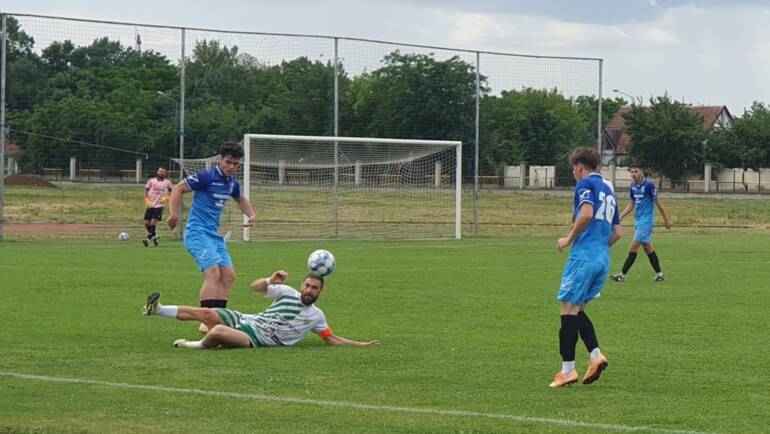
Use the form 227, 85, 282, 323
562, 361, 575, 375
590, 348, 603, 362
156, 305, 178, 318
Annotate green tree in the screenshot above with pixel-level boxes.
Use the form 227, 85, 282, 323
479, 88, 591, 176
342, 51, 481, 142
732, 103, 770, 168
623, 95, 708, 180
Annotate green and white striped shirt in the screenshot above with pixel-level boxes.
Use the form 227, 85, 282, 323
240, 284, 330, 346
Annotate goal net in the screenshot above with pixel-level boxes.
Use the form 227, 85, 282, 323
176, 134, 462, 240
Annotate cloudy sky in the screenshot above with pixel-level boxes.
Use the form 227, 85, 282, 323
4, 0, 768, 114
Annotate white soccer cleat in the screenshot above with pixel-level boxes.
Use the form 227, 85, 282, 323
610, 273, 625, 282
173, 339, 187, 348
654, 273, 665, 282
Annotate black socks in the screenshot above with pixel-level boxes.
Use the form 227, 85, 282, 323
559, 315, 580, 362
647, 251, 661, 273
622, 252, 637, 274
200, 299, 227, 308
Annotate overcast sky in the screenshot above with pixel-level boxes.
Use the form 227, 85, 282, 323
4, 0, 768, 115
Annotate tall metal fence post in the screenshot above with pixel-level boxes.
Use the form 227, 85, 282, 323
333, 37, 340, 238
178, 27, 186, 238
0, 14, 6, 240
473, 51, 480, 237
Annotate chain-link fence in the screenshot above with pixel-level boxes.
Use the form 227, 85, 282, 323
1, 13, 607, 239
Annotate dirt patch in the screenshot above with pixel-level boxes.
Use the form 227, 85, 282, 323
5, 175, 58, 188
6, 223, 117, 233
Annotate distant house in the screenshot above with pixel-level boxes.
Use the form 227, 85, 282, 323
601, 105, 733, 163
4, 140, 20, 174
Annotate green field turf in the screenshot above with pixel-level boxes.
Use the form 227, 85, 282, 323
1, 234, 767, 433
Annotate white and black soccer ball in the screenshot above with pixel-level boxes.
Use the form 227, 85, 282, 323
118, 232, 130, 241
307, 249, 335, 277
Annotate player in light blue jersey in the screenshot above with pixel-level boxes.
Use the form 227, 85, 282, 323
610, 164, 672, 283
551, 147, 622, 388
167, 142, 256, 319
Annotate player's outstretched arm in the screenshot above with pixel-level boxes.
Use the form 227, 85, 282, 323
235, 196, 257, 227
167, 181, 190, 230
655, 198, 672, 229
323, 334, 379, 346
250, 271, 288, 295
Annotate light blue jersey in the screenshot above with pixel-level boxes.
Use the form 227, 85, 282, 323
183, 166, 241, 234
630, 178, 657, 230
558, 173, 619, 305
569, 173, 620, 266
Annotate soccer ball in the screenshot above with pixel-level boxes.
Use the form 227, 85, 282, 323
118, 232, 130, 241
307, 249, 335, 277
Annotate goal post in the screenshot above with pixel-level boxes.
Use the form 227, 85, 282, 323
244, 134, 461, 240
176, 135, 462, 240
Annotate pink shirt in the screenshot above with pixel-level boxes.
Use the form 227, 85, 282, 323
145, 177, 173, 208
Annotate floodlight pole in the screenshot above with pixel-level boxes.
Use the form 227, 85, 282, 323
597, 59, 603, 156
0, 15, 7, 240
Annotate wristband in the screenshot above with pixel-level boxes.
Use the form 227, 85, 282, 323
266, 277, 273, 285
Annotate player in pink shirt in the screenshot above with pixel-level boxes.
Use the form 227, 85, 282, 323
143, 166, 174, 246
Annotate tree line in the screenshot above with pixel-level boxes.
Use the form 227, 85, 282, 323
5, 17, 768, 180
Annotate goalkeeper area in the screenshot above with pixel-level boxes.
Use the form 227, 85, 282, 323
177, 134, 462, 240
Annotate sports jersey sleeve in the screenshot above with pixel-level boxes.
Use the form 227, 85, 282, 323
165, 180, 174, 192
184, 170, 211, 192
629, 184, 635, 200
145, 179, 152, 190
265, 284, 296, 300
311, 310, 331, 335
230, 180, 241, 199
648, 181, 658, 201
575, 178, 595, 210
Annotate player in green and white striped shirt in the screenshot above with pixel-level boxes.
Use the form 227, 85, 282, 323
142, 270, 379, 349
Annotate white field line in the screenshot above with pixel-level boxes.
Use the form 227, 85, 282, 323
0, 371, 717, 434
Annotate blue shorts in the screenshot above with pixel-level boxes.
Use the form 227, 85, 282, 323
557, 259, 609, 305
183, 230, 232, 272
634, 226, 653, 244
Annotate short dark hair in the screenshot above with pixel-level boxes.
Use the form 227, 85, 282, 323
304, 274, 325, 288
629, 163, 643, 170
569, 147, 601, 171
220, 142, 244, 159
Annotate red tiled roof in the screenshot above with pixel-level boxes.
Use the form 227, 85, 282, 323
604, 106, 732, 155
4, 141, 20, 155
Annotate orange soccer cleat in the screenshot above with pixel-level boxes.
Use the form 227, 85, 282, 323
582, 354, 608, 384
549, 369, 579, 388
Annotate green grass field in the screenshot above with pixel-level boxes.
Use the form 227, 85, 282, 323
1, 233, 768, 433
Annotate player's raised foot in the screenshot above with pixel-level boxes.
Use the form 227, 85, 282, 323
549, 369, 579, 388
142, 238, 149, 247
582, 354, 608, 384
142, 291, 161, 315
654, 273, 665, 282
610, 273, 625, 282
152, 235, 160, 247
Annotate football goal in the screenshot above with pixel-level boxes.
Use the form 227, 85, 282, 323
177, 134, 462, 240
